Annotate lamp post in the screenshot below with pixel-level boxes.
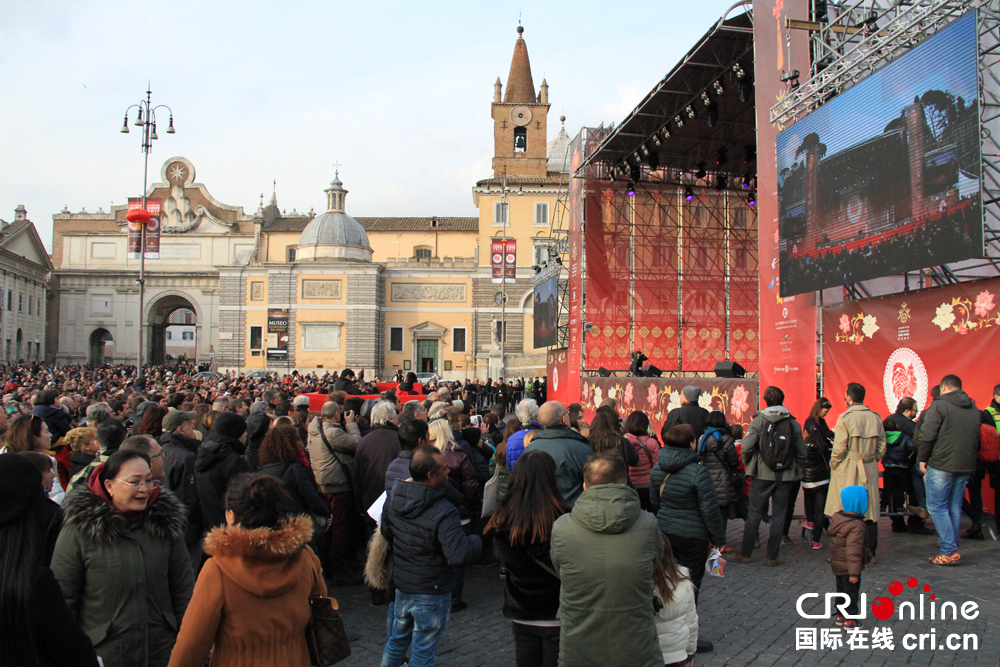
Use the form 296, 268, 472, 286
120, 87, 175, 380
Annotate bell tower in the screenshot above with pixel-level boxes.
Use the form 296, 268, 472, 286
492, 26, 550, 178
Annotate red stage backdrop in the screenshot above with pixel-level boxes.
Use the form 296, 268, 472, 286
823, 278, 1000, 420
755, 0, 818, 421
582, 377, 759, 438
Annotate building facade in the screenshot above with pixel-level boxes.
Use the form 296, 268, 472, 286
0, 206, 52, 363
49, 27, 569, 379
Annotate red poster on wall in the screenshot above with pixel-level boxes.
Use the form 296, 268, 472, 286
755, 0, 818, 421
823, 278, 1000, 419
491, 239, 503, 284
503, 239, 516, 284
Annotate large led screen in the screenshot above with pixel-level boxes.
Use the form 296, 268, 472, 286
777, 11, 981, 296
533, 276, 559, 348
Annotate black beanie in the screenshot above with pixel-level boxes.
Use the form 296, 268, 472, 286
0, 453, 46, 526
212, 412, 247, 440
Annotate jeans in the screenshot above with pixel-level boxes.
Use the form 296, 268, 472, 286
924, 466, 969, 555
803, 484, 829, 541
511, 622, 560, 667
381, 591, 452, 667
740, 478, 794, 560
835, 574, 861, 616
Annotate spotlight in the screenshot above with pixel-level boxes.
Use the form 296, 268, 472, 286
742, 174, 751, 189
675, 115, 684, 128
627, 180, 636, 196
732, 62, 745, 79
684, 186, 694, 201
716, 148, 727, 166
715, 175, 727, 192
640, 145, 649, 158
651, 134, 662, 147
706, 103, 719, 128
701, 92, 711, 106
713, 80, 725, 95
685, 105, 696, 119
744, 145, 756, 164
695, 162, 706, 179
660, 126, 671, 140
748, 189, 757, 206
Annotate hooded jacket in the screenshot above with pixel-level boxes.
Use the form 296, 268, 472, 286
829, 508, 869, 577
242, 411, 272, 471
32, 403, 74, 441
306, 417, 360, 494
650, 447, 727, 546
914, 390, 981, 474
550, 484, 663, 667
160, 430, 203, 551
166, 516, 326, 667
526, 427, 593, 505
697, 428, 741, 505
195, 436, 251, 531
51, 485, 195, 667
740, 406, 807, 481
380, 479, 482, 595
655, 566, 698, 665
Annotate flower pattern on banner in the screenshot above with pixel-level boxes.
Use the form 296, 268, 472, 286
624, 383, 634, 406
834, 311, 879, 345
731, 384, 750, 422
647, 384, 659, 410
932, 293, 999, 334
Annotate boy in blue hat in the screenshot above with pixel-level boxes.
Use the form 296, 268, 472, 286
828, 486, 870, 629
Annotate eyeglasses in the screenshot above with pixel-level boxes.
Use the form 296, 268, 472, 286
114, 477, 160, 490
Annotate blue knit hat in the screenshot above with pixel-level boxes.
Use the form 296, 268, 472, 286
841, 486, 868, 515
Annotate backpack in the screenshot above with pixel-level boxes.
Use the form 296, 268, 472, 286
758, 416, 796, 473
979, 422, 1000, 465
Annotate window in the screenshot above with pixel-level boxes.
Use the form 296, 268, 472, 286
166, 331, 172, 340
389, 326, 404, 352
18, 295, 23, 312
494, 201, 508, 226
286, 246, 297, 263
493, 320, 508, 343
534, 202, 549, 227
414, 247, 432, 260
182, 331, 194, 341
303, 323, 341, 351
533, 244, 550, 266
6, 291, 10, 311
403, 359, 411, 370
28, 297, 32, 315
444, 360, 453, 371
514, 126, 527, 153
452, 327, 467, 353
250, 326, 263, 350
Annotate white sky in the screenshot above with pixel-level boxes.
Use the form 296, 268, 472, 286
0, 0, 740, 252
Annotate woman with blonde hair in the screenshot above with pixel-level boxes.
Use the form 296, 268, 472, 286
65, 426, 100, 478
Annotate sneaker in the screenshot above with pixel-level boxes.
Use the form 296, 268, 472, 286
928, 553, 956, 566
835, 615, 845, 627
844, 619, 864, 630
906, 504, 930, 519
729, 553, 752, 564
799, 519, 814, 529
947, 551, 961, 563
961, 528, 985, 540
781, 535, 793, 546
451, 600, 469, 612
812, 541, 822, 550
763, 556, 785, 567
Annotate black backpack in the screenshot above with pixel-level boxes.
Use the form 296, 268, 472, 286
758, 417, 796, 473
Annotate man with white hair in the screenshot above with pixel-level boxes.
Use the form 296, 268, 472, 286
505, 399, 541, 469
212, 396, 231, 413
85, 402, 115, 428
399, 400, 428, 428
353, 401, 402, 531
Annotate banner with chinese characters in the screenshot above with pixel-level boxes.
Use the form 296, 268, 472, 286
491, 239, 503, 284
581, 377, 759, 437
504, 239, 516, 284
822, 277, 1000, 420
266, 308, 289, 362
127, 197, 161, 260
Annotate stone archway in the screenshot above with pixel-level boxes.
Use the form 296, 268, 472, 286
89, 328, 113, 366
147, 294, 198, 366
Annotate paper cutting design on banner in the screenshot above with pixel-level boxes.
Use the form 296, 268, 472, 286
835, 312, 880, 345
931, 290, 999, 333
882, 348, 928, 414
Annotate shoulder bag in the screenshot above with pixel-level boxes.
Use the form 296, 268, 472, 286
306, 597, 352, 666
318, 422, 354, 495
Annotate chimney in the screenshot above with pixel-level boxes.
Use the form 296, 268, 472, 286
494, 77, 502, 104
14, 205, 26, 222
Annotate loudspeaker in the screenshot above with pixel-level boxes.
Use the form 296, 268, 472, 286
641, 364, 662, 378
598, 367, 612, 377
714, 361, 746, 378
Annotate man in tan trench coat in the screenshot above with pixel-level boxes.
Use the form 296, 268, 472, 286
825, 382, 887, 559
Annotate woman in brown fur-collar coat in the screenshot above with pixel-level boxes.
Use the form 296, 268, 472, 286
167, 474, 328, 667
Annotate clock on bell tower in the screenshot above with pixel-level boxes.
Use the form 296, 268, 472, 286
491, 26, 550, 178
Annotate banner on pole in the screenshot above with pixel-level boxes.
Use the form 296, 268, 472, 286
504, 239, 516, 284
127, 197, 162, 260
491, 239, 503, 284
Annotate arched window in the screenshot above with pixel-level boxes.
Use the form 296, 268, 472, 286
514, 127, 527, 153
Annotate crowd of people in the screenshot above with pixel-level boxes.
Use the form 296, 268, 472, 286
0, 361, 995, 667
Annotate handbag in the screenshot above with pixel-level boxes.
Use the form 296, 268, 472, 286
481, 458, 503, 518
306, 596, 352, 666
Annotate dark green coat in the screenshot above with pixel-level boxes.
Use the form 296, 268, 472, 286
650, 447, 726, 546
550, 484, 663, 667
51, 487, 195, 667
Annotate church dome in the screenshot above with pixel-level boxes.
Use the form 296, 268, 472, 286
547, 117, 571, 173
296, 173, 372, 262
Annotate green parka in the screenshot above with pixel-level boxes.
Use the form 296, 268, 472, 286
550, 484, 663, 667
51, 486, 195, 667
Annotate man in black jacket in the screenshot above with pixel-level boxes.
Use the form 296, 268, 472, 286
883, 398, 932, 534
914, 374, 981, 565
31, 389, 73, 442
195, 412, 251, 532
529, 401, 593, 505
661, 385, 710, 442
334, 368, 364, 395
354, 401, 401, 516
381, 446, 482, 667
160, 409, 203, 568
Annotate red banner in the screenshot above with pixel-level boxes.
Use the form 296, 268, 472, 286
546, 347, 571, 405
127, 197, 161, 260
491, 239, 503, 284
503, 239, 516, 284
565, 131, 586, 404
823, 278, 1000, 420
755, 0, 817, 421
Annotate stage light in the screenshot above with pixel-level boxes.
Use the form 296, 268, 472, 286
744, 145, 756, 163
732, 62, 745, 79
598, 367, 612, 377
715, 175, 727, 192
706, 103, 719, 128
701, 92, 711, 106
713, 80, 725, 95
675, 115, 684, 128
695, 162, 706, 179
716, 148, 727, 166
684, 186, 694, 201
685, 105, 696, 119
748, 189, 757, 206
626, 180, 636, 197
651, 134, 661, 147
660, 126, 671, 140
742, 174, 751, 189
639, 145, 649, 158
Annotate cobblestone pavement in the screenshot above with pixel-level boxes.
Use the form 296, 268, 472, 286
332, 509, 1000, 666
